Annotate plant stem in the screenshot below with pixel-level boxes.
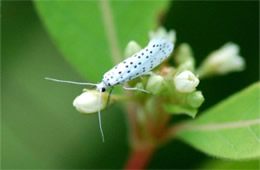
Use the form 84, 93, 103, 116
125, 146, 155, 170
125, 101, 156, 170
124, 98, 171, 169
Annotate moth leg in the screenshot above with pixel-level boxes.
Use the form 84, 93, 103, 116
140, 71, 156, 80
143, 71, 156, 76
141, 71, 157, 77
106, 87, 114, 107
122, 85, 150, 93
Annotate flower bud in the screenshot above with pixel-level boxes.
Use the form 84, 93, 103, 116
177, 60, 195, 73
149, 27, 176, 43
174, 70, 199, 93
73, 90, 108, 114
175, 43, 195, 67
186, 91, 204, 108
197, 42, 245, 78
146, 74, 166, 95
124, 40, 142, 58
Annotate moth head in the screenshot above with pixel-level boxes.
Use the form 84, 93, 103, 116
96, 82, 107, 92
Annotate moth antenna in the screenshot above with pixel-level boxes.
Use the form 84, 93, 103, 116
98, 89, 105, 142
45, 77, 97, 86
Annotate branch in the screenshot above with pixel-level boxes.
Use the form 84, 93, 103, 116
125, 146, 154, 170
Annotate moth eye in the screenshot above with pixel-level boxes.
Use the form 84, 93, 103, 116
101, 88, 106, 92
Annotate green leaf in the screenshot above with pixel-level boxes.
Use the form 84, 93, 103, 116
34, 1, 170, 82
201, 159, 259, 170
176, 82, 260, 160
164, 103, 198, 118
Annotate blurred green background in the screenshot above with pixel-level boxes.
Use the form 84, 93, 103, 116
2, 0, 259, 169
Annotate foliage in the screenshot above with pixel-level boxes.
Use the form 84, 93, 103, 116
176, 83, 260, 159
2, 0, 259, 169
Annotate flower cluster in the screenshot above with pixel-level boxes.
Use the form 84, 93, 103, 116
73, 27, 245, 126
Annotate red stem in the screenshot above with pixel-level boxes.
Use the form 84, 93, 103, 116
125, 146, 155, 170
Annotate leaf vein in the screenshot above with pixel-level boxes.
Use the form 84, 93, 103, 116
99, 0, 122, 64
248, 126, 260, 143
217, 132, 239, 156
178, 119, 260, 132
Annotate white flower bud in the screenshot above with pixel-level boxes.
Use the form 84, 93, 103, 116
149, 27, 176, 43
174, 70, 199, 93
197, 42, 245, 77
124, 41, 142, 58
73, 90, 107, 114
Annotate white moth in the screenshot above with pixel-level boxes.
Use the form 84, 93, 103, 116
46, 38, 174, 142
